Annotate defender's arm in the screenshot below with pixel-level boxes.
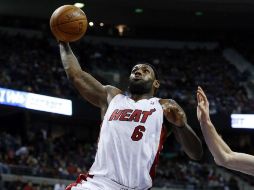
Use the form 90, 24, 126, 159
197, 87, 254, 175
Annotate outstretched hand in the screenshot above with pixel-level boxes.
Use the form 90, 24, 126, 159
162, 99, 187, 127
197, 86, 210, 123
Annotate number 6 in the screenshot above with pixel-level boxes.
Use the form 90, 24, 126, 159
131, 125, 146, 141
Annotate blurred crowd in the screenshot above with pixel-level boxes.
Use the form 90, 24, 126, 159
0, 131, 96, 179
0, 129, 246, 190
0, 31, 252, 114
0, 162, 240, 190
154, 157, 240, 190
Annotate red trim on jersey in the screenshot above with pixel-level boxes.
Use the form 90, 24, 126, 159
149, 124, 168, 180
65, 182, 78, 190
65, 173, 94, 190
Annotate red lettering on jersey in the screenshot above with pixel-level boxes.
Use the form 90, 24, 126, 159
128, 110, 142, 122
140, 108, 156, 123
109, 109, 122, 121
109, 108, 156, 123
119, 109, 133, 121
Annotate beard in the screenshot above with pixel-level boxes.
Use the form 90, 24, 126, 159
128, 79, 153, 95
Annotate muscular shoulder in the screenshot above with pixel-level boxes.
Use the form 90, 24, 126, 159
159, 98, 185, 114
104, 85, 122, 104
159, 98, 178, 106
100, 85, 122, 119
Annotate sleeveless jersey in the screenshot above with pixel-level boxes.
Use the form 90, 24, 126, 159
89, 94, 167, 190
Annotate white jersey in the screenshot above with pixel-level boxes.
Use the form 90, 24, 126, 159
89, 94, 167, 190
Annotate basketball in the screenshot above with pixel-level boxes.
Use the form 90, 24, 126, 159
50, 5, 88, 42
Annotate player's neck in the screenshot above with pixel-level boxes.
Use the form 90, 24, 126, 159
130, 93, 153, 102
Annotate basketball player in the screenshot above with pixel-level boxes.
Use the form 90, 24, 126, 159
197, 86, 254, 176
59, 42, 203, 190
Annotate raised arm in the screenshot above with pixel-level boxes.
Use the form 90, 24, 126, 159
59, 42, 121, 110
160, 99, 203, 160
197, 86, 254, 176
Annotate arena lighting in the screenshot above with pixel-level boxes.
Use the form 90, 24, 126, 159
135, 8, 143, 13
74, 3, 85, 8
195, 11, 203, 16
0, 87, 72, 116
89, 22, 94, 27
231, 114, 254, 129
116, 24, 127, 36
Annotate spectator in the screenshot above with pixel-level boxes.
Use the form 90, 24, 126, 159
0, 31, 250, 114
53, 182, 65, 190
23, 181, 34, 190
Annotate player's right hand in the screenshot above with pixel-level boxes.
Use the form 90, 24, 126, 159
196, 86, 211, 123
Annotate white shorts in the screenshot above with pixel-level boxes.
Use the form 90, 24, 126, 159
69, 176, 137, 190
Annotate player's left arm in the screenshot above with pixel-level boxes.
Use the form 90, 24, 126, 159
160, 99, 203, 160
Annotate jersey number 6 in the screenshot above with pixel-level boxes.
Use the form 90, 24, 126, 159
131, 125, 146, 141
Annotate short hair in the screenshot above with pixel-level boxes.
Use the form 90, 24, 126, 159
146, 63, 159, 81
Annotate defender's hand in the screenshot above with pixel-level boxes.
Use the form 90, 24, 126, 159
162, 99, 187, 127
197, 86, 210, 123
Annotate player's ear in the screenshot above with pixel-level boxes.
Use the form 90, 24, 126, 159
153, 80, 160, 89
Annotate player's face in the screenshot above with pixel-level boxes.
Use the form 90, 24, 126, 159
128, 64, 157, 95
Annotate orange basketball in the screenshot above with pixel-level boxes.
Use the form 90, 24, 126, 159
50, 5, 88, 42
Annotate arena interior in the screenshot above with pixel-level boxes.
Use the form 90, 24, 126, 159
0, 0, 254, 189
